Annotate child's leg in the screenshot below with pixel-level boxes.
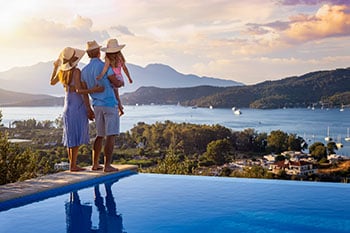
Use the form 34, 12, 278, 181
114, 88, 124, 116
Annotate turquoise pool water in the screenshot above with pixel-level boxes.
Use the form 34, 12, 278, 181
1, 173, 350, 233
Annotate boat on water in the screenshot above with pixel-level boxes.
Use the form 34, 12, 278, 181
325, 126, 332, 142
345, 128, 350, 142
336, 142, 344, 149
336, 135, 343, 149
234, 109, 242, 115
232, 107, 242, 115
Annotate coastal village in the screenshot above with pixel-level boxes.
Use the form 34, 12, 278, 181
195, 150, 349, 179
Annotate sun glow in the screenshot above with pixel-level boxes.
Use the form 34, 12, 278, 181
0, 1, 39, 33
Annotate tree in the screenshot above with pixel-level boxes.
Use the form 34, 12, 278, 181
327, 142, 337, 155
203, 139, 232, 165
55, 115, 63, 128
309, 142, 327, 160
0, 110, 3, 127
149, 153, 193, 175
0, 132, 39, 184
267, 130, 288, 153
288, 134, 307, 151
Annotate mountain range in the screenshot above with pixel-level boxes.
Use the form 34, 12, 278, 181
121, 68, 350, 109
0, 62, 242, 97
0, 61, 349, 109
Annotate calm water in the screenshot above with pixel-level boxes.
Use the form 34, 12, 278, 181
1, 173, 350, 233
1, 105, 350, 155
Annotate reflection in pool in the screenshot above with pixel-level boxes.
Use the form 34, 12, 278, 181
65, 181, 125, 233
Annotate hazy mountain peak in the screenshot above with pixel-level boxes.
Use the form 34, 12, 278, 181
0, 61, 242, 96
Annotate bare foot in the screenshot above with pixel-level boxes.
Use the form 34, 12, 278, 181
70, 166, 86, 172
104, 165, 119, 173
92, 165, 103, 171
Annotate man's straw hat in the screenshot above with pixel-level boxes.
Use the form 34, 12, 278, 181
86, 40, 102, 51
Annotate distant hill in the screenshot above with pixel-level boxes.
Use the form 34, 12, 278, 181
1, 64, 349, 109
122, 86, 226, 105
0, 62, 242, 96
121, 68, 350, 109
0, 88, 63, 107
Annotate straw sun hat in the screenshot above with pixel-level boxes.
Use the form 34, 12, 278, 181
86, 40, 102, 51
58, 47, 85, 71
101, 39, 125, 53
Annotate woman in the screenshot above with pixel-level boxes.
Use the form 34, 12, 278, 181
50, 47, 103, 172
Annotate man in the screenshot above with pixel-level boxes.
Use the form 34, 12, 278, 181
81, 40, 123, 172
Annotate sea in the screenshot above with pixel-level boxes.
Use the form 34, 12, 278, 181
1, 105, 350, 155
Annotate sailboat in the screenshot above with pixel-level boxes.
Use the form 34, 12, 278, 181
336, 135, 343, 149
324, 126, 332, 142
345, 128, 350, 142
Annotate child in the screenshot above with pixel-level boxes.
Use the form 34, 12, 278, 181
97, 39, 132, 116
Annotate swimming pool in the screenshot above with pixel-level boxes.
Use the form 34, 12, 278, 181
1, 173, 350, 233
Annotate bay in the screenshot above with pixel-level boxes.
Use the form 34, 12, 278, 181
1, 105, 350, 155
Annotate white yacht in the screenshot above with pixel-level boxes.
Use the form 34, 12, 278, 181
234, 109, 242, 115
336, 136, 343, 149
345, 128, 350, 142
324, 126, 332, 142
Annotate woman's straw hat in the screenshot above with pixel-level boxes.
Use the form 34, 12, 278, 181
101, 39, 125, 53
59, 47, 85, 71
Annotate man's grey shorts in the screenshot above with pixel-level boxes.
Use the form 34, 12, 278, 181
93, 106, 120, 136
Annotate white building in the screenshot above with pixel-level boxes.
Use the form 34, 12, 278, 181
270, 160, 317, 176
54, 161, 70, 170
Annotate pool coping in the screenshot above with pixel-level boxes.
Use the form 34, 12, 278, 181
0, 164, 138, 211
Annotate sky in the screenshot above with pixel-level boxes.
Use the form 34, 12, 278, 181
0, 0, 350, 85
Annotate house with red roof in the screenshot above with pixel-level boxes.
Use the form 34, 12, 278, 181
270, 160, 317, 176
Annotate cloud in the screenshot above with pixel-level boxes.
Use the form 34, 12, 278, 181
72, 15, 93, 30
284, 4, 350, 42
243, 4, 350, 45
1, 15, 109, 48
110, 25, 135, 36
278, 0, 350, 6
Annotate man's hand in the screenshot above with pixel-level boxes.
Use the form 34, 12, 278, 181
87, 108, 95, 120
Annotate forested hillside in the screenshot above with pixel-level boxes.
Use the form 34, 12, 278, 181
121, 68, 350, 109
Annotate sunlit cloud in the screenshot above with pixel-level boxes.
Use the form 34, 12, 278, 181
278, 0, 350, 6
1, 16, 109, 48
1, 0, 350, 85
284, 4, 350, 42
243, 4, 350, 45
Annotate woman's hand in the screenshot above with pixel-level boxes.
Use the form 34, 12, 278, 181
53, 59, 61, 68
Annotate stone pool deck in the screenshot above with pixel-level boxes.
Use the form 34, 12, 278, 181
0, 164, 138, 206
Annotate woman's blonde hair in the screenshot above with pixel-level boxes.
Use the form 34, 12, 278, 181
57, 69, 74, 86
106, 51, 125, 68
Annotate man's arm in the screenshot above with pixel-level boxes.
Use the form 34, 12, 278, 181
80, 81, 95, 120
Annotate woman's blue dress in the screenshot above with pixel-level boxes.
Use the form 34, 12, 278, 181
62, 77, 89, 147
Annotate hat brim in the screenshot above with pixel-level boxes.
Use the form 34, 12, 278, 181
101, 45, 125, 53
59, 48, 85, 71
86, 45, 102, 52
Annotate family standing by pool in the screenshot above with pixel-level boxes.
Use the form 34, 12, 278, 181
50, 39, 132, 172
